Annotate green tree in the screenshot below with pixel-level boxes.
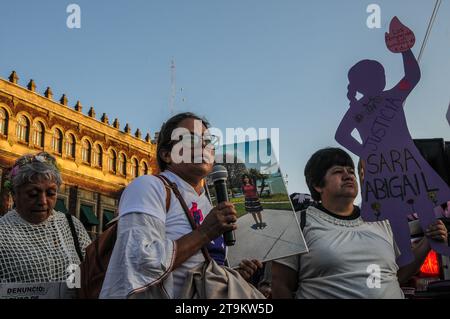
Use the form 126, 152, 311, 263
248, 168, 270, 197
219, 154, 247, 198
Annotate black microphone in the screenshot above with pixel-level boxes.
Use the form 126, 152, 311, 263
209, 165, 236, 246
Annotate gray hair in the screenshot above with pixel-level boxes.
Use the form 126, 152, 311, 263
11, 155, 62, 194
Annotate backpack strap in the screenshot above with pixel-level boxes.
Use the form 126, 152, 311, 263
163, 179, 172, 213
297, 209, 307, 274
156, 174, 212, 262
300, 209, 306, 231
298, 209, 306, 273
154, 175, 172, 213
104, 175, 172, 229
65, 213, 83, 262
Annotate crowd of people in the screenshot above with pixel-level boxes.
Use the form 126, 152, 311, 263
0, 111, 448, 299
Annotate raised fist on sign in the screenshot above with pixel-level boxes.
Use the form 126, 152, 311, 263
385, 16, 415, 53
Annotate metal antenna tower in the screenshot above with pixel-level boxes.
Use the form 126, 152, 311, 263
169, 59, 176, 115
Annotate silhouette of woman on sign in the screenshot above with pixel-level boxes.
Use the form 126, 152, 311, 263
335, 17, 450, 266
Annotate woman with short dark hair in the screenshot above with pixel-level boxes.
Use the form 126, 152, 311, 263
272, 147, 448, 299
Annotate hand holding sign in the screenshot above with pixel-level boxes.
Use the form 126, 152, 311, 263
385, 16, 415, 53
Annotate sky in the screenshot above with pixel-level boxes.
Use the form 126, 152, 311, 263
1, 0, 449, 196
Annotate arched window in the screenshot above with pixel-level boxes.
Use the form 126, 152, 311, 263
0, 108, 8, 136
33, 122, 45, 148
131, 158, 139, 178
108, 149, 117, 173
119, 153, 127, 176
141, 161, 149, 175
16, 115, 30, 142
51, 128, 63, 154
82, 140, 92, 164
94, 144, 103, 168
65, 134, 76, 158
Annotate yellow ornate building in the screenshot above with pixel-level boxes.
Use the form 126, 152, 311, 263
0, 71, 158, 237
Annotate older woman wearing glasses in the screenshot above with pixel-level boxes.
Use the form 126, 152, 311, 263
100, 112, 262, 299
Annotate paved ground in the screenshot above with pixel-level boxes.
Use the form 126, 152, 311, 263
227, 209, 308, 268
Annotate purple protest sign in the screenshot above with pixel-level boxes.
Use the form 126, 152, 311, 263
335, 17, 450, 266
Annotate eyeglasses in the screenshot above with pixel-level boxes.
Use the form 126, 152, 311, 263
171, 133, 220, 148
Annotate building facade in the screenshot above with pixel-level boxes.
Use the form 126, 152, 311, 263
0, 71, 158, 237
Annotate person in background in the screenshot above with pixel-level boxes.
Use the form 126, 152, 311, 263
0, 189, 12, 217
241, 174, 265, 229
